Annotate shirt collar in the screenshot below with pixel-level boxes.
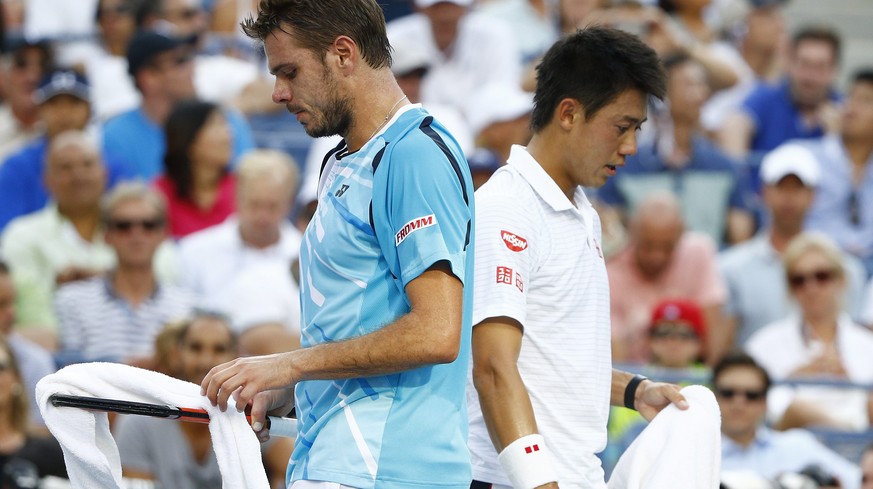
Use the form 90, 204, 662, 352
506, 145, 589, 212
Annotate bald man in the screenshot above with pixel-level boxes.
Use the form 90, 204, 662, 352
606, 192, 728, 365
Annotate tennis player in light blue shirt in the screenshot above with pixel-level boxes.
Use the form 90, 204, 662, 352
200, 1, 475, 488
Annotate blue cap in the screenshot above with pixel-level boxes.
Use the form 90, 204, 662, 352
34, 70, 90, 104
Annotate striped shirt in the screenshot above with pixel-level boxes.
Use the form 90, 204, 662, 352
292, 104, 475, 489
467, 145, 612, 488
56, 276, 195, 362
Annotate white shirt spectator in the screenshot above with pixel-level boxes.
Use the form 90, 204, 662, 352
466, 145, 612, 488
746, 312, 873, 431
178, 216, 302, 333
387, 11, 522, 114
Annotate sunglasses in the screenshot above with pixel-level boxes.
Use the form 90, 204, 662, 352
716, 387, 766, 402
787, 269, 836, 289
107, 218, 165, 233
649, 328, 698, 340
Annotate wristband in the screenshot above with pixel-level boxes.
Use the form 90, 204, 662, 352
624, 374, 647, 410
497, 434, 558, 489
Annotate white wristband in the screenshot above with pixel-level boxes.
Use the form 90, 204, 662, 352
497, 434, 558, 489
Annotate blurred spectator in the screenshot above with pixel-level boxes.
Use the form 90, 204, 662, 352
83, 0, 142, 121
647, 298, 707, 369
557, 0, 605, 35
464, 81, 532, 188
718, 25, 842, 162
155, 99, 236, 238
720, 144, 868, 349
387, 0, 522, 113
0, 337, 66, 482
746, 233, 873, 432
716, 351, 861, 489
178, 149, 301, 350
597, 52, 754, 246
656, 0, 744, 89
0, 130, 109, 345
102, 29, 253, 180
141, 0, 261, 105
606, 192, 727, 364
0, 261, 54, 432
0, 39, 53, 162
115, 313, 292, 489
584, 1, 739, 91
701, 0, 789, 133
863, 278, 873, 328
55, 182, 193, 365
862, 443, 873, 489
476, 0, 558, 66
0, 69, 119, 232
803, 69, 873, 277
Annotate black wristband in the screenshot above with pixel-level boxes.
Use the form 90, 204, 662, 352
624, 374, 647, 410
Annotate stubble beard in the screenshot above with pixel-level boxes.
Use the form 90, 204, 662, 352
303, 64, 353, 139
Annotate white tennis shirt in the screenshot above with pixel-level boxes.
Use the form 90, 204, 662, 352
467, 145, 612, 488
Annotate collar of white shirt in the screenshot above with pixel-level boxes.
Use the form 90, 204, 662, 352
505, 144, 592, 213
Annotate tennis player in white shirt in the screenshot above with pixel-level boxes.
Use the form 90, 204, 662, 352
468, 26, 700, 489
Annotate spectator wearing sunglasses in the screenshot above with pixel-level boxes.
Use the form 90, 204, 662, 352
804, 69, 873, 277
55, 181, 193, 366
716, 351, 861, 488
719, 143, 868, 351
746, 233, 873, 432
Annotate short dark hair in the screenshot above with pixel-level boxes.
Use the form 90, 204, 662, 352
711, 351, 771, 392
177, 310, 237, 350
163, 99, 223, 201
241, 0, 392, 70
853, 68, 873, 87
531, 26, 667, 132
791, 25, 841, 65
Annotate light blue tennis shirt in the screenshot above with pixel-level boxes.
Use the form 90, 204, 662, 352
291, 105, 475, 489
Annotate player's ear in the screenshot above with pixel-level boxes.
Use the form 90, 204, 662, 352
556, 98, 581, 131
331, 35, 357, 72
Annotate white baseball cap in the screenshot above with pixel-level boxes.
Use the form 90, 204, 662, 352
415, 0, 473, 8
759, 143, 821, 187
465, 82, 533, 136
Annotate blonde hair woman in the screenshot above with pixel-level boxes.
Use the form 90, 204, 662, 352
746, 232, 873, 431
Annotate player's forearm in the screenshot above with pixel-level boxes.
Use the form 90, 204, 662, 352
473, 361, 539, 452
289, 304, 462, 382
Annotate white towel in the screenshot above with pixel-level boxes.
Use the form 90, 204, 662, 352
607, 385, 722, 489
35, 362, 270, 489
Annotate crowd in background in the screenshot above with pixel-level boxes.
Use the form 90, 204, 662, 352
0, 0, 870, 487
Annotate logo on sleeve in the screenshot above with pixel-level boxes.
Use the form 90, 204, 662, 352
501, 230, 528, 252
496, 266, 514, 284
395, 214, 436, 245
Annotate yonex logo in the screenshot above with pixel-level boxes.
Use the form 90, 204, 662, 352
395, 214, 436, 245
501, 230, 528, 252
335, 184, 349, 197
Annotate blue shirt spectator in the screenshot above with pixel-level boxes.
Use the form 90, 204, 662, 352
102, 106, 254, 181
742, 78, 841, 153
0, 137, 133, 232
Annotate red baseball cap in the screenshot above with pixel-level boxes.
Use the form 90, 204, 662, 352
649, 299, 706, 339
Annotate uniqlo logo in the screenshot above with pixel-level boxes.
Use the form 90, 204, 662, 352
496, 266, 513, 284
524, 444, 540, 454
515, 274, 524, 292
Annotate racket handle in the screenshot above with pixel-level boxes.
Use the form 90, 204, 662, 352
265, 416, 297, 438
